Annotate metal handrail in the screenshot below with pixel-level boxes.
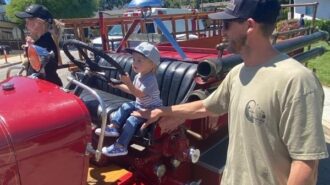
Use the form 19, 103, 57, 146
6, 66, 25, 79
67, 76, 107, 162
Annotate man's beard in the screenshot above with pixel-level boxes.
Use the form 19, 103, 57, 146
226, 34, 247, 54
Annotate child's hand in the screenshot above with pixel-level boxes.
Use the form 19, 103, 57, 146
108, 82, 118, 88
120, 73, 132, 86
25, 36, 34, 45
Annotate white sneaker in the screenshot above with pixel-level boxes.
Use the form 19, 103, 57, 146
102, 143, 128, 157
95, 126, 119, 137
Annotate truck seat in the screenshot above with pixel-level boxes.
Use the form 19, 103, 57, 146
79, 53, 197, 126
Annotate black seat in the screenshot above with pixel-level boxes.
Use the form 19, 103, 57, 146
79, 53, 198, 125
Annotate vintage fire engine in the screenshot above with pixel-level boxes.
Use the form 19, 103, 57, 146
0, 2, 327, 185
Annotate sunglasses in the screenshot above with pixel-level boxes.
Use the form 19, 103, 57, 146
222, 18, 247, 30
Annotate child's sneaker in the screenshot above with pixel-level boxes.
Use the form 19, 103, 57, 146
102, 143, 128, 157
95, 126, 119, 137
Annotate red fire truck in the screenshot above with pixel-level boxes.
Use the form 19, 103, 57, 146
0, 2, 327, 185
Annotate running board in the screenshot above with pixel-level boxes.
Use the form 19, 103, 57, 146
193, 136, 228, 184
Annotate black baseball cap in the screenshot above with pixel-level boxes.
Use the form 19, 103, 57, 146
16, 4, 53, 24
209, 0, 280, 24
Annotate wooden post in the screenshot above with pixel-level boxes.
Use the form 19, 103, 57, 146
184, 15, 189, 40
171, 18, 176, 38
4, 49, 8, 64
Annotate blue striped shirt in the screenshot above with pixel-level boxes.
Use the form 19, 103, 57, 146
133, 72, 163, 109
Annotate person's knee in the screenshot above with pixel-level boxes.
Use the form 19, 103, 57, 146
121, 102, 134, 111
126, 116, 144, 128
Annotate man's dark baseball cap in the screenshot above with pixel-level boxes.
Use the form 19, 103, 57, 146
209, 0, 280, 24
16, 4, 53, 24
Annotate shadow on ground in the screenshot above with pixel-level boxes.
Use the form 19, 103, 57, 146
317, 143, 330, 185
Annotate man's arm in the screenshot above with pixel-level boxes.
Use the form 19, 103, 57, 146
159, 100, 216, 118
287, 160, 318, 185
133, 100, 217, 130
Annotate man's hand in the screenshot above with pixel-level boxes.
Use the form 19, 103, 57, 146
108, 82, 119, 88
132, 108, 186, 134
157, 116, 186, 133
133, 101, 211, 133
25, 36, 34, 45
132, 108, 162, 130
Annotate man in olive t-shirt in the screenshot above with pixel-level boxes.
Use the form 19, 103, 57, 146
203, 53, 328, 185
133, 0, 328, 184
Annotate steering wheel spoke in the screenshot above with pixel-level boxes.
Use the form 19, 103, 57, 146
101, 66, 119, 71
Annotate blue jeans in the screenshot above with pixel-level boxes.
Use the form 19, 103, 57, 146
110, 101, 146, 148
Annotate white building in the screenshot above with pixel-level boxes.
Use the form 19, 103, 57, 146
294, 0, 330, 20
0, 2, 22, 45
0, 4, 6, 20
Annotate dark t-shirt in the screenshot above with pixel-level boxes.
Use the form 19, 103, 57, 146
27, 32, 63, 86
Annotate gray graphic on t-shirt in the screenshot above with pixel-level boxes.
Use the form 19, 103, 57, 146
245, 100, 266, 124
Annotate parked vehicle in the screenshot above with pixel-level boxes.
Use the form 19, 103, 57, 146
1, 2, 326, 185
91, 8, 205, 50
59, 33, 75, 48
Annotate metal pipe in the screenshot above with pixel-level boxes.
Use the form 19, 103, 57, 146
281, 2, 318, 8
6, 66, 26, 79
67, 76, 107, 162
197, 31, 328, 79
293, 47, 325, 63
272, 27, 310, 38
222, 31, 328, 72
274, 31, 328, 53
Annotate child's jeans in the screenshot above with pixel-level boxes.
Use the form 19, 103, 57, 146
111, 101, 146, 148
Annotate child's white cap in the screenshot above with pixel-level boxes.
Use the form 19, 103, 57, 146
126, 42, 160, 65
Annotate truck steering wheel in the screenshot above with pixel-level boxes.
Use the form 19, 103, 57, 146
63, 39, 125, 84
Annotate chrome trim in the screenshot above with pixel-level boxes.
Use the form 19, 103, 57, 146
67, 76, 107, 162
6, 65, 25, 79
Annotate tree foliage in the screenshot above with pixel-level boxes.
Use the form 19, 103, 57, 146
166, 0, 291, 9
6, 0, 98, 23
98, 0, 131, 10
97, 0, 292, 10
163, 0, 180, 8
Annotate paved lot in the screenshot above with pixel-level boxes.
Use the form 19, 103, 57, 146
0, 50, 73, 85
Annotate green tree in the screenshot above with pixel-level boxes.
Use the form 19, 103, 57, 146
98, 0, 131, 10
164, 0, 180, 8
280, 0, 290, 4
99, 0, 113, 10
6, 0, 98, 23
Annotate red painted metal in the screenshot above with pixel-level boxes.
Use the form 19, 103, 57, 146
193, 164, 223, 185
157, 45, 221, 60
0, 77, 91, 185
99, 12, 110, 52
117, 172, 134, 185
0, 120, 20, 185
159, 50, 218, 60
116, 19, 140, 53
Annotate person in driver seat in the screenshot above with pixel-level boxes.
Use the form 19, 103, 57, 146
95, 42, 163, 157
16, 4, 63, 86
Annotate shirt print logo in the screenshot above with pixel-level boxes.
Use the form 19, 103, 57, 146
245, 100, 266, 124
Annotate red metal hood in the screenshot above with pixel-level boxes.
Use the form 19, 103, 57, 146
0, 117, 15, 165
0, 77, 91, 185
0, 117, 20, 184
0, 77, 90, 150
